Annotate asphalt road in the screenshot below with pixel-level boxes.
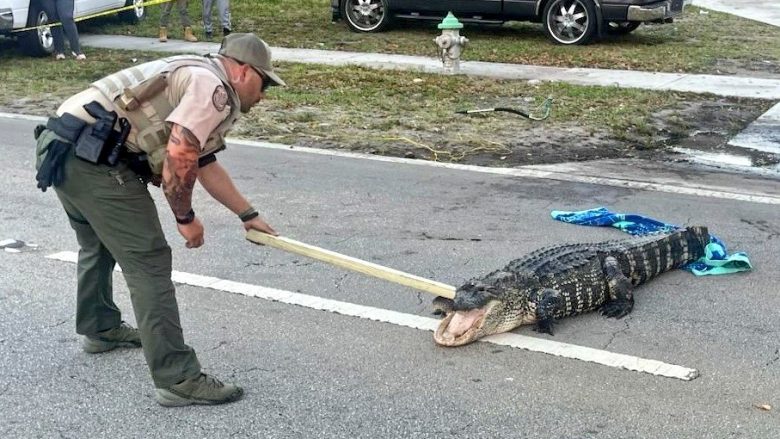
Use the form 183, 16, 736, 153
1, 115, 778, 438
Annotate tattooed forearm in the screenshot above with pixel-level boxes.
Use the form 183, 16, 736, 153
169, 125, 199, 146
163, 124, 200, 219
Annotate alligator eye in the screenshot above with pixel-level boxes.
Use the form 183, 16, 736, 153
475, 282, 495, 292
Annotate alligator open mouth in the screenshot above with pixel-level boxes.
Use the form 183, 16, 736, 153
433, 300, 500, 347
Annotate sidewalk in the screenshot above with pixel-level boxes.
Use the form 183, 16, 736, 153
693, 0, 780, 27
79, 33, 780, 157
80, 34, 780, 100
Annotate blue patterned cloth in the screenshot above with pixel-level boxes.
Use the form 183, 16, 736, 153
550, 207, 752, 276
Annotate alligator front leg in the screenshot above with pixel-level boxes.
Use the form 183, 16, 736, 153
600, 256, 634, 319
532, 288, 563, 335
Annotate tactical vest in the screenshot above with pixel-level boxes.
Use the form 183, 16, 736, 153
90, 55, 241, 175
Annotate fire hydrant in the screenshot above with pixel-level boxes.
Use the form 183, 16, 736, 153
433, 12, 468, 74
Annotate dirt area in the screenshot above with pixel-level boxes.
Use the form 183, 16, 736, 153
239, 96, 777, 170
0, 96, 62, 117
711, 58, 780, 79
292, 122, 626, 166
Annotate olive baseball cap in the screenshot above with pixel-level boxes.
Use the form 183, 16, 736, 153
218, 33, 286, 88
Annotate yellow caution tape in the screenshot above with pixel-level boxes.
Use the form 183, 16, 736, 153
11, 0, 172, 33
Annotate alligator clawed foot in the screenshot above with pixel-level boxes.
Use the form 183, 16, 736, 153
600, 299, 633, 319
534, 319, 555, 336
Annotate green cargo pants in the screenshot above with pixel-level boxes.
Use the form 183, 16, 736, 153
37, 129, 201, 388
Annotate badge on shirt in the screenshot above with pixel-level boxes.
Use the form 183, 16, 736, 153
212, 85, 228, 112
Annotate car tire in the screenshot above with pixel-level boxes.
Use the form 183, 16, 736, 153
18, 2, 54, 57
543, 0, 598, 45
605, 21, 640, 35
340, 0, 391, 33
119, 0, 146, 24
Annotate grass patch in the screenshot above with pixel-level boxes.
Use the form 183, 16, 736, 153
1, 42, 770, 167
79, 1, 780, 75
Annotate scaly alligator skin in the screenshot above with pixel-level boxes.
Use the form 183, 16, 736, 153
433, 226, 709, 346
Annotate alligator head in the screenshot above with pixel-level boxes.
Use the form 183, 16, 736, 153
432, 274, 535, 347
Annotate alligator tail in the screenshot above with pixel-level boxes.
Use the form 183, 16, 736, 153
684, 225, 710, 260
626, 226, 710, 284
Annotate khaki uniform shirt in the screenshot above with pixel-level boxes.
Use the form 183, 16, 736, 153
57, 59, 240, 172
163, 66, 234, 151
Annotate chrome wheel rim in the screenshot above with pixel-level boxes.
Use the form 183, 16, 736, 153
547, 0, 590, 44
36, 11, 53, 51
133, 0, 144, 19
345, 0, 385, 31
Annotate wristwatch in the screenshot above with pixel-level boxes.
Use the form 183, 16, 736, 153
239, 207, 259, 222
176, 209, 195, 225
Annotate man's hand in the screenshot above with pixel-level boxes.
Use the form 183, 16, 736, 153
178, 218, 205, 248
243, 216, 278, 236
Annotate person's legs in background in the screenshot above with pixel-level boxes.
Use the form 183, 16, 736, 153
175, 0, 191, 28
177, 0, 198, 42
202, 0, 214, 40
217, 0, 231, 36
159, 0, 174, 41
39, 0, 65, 58
54, 0, 84, 59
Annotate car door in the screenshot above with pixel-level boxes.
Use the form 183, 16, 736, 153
393, 0, 501, 16
74, 0, 123, 18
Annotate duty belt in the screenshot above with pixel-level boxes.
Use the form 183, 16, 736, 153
45, 101, 133, 167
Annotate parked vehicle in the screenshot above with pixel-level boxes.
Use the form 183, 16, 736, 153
0, 0, 145, 56
332, 0, 688, 45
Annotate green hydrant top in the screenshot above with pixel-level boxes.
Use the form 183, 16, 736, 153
437, 12, 463, 29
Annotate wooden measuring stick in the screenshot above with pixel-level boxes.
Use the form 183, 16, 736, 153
246, 230, 456, 299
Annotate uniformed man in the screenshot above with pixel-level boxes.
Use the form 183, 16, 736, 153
34, 33, 284, 407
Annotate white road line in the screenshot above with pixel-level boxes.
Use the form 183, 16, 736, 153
3, 112, 778, 205
0, 112, 46, 122
46, 251, 699, 381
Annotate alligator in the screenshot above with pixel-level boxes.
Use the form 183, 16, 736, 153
432, 226, 710, 347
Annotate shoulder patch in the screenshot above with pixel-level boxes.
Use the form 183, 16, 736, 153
212, 85, 228, 111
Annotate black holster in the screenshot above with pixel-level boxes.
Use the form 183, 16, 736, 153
36, 101, 135, 192
45, 101, 132, 167
74, 101, 119, 164
46, 112, 87, 143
